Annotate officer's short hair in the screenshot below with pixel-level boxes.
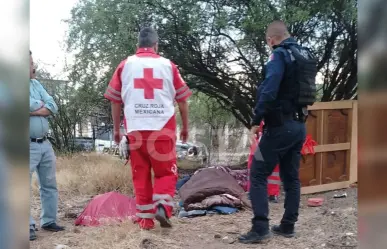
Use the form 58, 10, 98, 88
266, 20, 290, 38
138, 27, 159, 48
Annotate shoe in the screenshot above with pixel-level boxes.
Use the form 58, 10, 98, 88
271, 225, 295, 238
30, 228, 37, 241
41, 223, 65, 232
238, 230, 272, 244
269, 195, 279, 203
155, 204, 172, 228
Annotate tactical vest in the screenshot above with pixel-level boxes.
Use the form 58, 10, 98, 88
277, 44, 318, 107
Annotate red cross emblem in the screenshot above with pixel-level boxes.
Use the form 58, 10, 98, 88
134, 68, 163, 99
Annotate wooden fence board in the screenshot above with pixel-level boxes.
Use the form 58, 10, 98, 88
349, 101, 358, 183
307, 100, 353, 110
314, 143, 350, 153
301, 100, 357, 194
301, 181, 351, 195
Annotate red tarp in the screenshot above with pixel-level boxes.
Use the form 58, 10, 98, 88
75, 191, 137, 227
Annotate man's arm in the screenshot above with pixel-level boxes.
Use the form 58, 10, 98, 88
30, 80, 58, 117
104, 60, 125, 142
30, 97, 44, 112
30, 107, 52, 117
177, 101, 189, 130
251, 50, 285, 126
111, 102, 122, 133
172, 63, 192, 123
171, 62, 192, 142
104, 60, 124, 105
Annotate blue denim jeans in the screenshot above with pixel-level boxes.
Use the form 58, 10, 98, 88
249, 119, 306, 234
30, 141, 58, 228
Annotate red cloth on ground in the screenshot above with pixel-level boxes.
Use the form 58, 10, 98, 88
75, 192, 136, 227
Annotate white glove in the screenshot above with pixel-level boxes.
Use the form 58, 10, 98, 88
119, 136, 129, 160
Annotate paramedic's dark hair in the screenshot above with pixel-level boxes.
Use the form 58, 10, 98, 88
138, 27, 159, 48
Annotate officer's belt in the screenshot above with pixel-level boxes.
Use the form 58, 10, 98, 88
283, 112, 305, 122
282, 113, 298, 120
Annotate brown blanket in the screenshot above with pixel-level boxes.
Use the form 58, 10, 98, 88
179, 167, 246, 210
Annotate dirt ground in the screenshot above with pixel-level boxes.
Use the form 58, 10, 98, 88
30, 187, 358, 249
27, 154, 358, 249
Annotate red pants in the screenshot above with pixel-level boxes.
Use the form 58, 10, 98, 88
128, 132, 178, 229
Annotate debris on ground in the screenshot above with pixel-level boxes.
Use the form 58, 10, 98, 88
222, 236, 236, 244
55, 245, 70, 249
333, 193, 348, 198
140, 238, 156, 249
31, 176, 357, 249
307, 197, 324, 207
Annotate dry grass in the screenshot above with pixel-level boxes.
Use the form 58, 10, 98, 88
30, 153, 189, 249
32, 153, 133, 197
30, 153, 358, 249
31, 221, 187, 249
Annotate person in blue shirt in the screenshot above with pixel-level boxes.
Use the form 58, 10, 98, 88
29, 51, 64, 241
239, 21, 307, 244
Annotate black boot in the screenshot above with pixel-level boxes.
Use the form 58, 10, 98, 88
41, 223, 65, 232
238, 229, 272, 244
155, 204, 172, 228
29, 228, 37, 241
271, 224, 295, 238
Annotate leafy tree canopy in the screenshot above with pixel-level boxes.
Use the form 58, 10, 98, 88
66, 0, 357, 128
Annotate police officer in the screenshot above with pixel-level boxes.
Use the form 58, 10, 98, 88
239, 21, 309, 243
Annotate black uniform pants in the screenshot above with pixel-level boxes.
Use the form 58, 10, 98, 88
249, 119, 306, 234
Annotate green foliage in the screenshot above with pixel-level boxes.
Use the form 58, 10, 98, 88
66, 0, 357, 128
177, 91, 236, 128
36, 66, 98, 152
